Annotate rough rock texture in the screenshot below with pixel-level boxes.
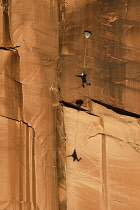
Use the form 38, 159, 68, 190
0, 0, 140, 210
0, 0, 59, 209
64, 103, 140, 209
0, 116, 36, 209
60, 0, 140, 115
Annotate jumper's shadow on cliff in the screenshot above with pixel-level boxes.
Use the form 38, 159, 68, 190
67, 149, 82, 162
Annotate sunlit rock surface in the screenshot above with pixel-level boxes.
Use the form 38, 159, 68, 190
0, 116, 36, 209
0, 0, 140, 209
64, 102, 140, 210
0, 0, 59, 209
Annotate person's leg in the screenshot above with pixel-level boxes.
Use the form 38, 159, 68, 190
82, 81, 85, 88
86, 81, 91, 85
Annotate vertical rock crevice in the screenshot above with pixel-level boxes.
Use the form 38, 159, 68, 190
100, 117, 109, 210
2, 0, 12, 47
1, 0, 23, 120
0, 1, 38, 209
56, 1, 67, 209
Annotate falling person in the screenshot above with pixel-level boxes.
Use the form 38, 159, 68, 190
67, 149, 82, 162
76, 72, 91, 88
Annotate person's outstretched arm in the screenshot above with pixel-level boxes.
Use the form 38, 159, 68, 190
76, 75, 82, 77
67, 155, 72, 157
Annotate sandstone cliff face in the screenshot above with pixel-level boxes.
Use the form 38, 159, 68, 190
60, 0, 140, 114
0, 0, 59, 209
64, 103, 140, 210
0, 0, 140, 210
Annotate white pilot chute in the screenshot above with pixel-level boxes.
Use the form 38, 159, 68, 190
83, 30, 92, 38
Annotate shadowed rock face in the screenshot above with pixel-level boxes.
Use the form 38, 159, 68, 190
0, 0, 140, 210
60, 0, 140, 115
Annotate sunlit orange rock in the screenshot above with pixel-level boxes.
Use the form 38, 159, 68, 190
0, 0, 140, 209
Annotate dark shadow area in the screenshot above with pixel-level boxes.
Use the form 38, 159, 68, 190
60, 100, 99, 117
76, 100, 83, 106
92, 99, 140, 118
0, 46, 20, 51
60, 100, 87, 112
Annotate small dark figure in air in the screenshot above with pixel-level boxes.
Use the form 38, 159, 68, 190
76, 72, 91, 88
67, 149, 82, 162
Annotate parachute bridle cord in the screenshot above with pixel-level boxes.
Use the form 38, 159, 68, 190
84, 38, 88, 69
74, 110, 80, 149
83, 30, 92, 71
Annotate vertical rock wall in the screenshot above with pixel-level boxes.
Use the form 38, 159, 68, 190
59, 0, 140, 209
0, 0, 140, 210
63, 102, 140, 210
59, 0, 140, 115
0, 0, 59, 209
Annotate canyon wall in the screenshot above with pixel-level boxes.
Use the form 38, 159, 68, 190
0, 0, 140, 210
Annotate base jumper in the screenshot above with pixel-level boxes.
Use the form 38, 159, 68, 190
67, 149, 82, 162
76, 72, 91, 88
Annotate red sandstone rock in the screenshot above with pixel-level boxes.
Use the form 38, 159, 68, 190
0, 0, 139, 209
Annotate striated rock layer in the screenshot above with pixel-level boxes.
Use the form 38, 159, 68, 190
0, 0, 140, 210
0, 0, 59, 209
